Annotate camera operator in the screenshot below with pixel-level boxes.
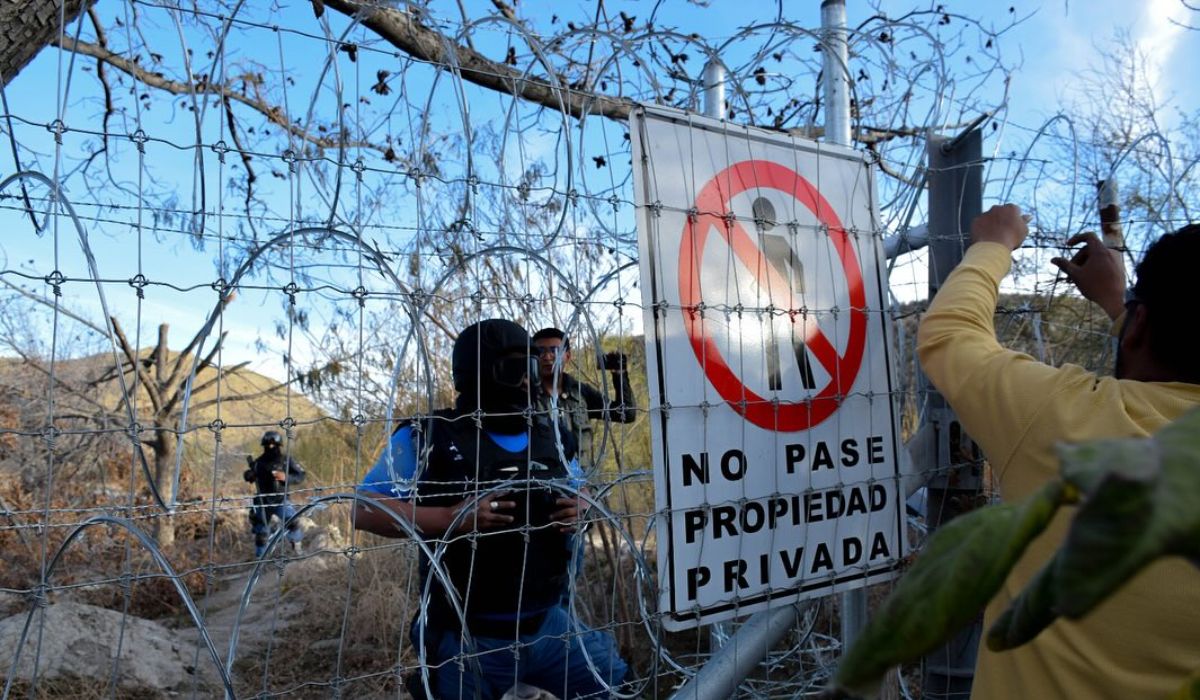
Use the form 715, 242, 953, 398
531, 327, 637, 472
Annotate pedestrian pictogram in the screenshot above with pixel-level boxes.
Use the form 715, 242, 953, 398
752, 195, 818, 391
679, 159, 867, 432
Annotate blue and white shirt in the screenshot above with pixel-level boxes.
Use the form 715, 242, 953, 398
360, 425, 584, 499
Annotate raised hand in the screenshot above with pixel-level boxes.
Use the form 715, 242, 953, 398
1051, 232, 1126, 320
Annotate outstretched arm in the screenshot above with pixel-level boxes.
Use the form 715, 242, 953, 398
578, 353, 638, 423
353, 424, 517, 538
287, 458, 307, 485
917, 204, 1090, 476
605, 353, 638, 423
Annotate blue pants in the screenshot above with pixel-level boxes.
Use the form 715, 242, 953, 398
412, 606, 627, 700
249, 501, 301, 555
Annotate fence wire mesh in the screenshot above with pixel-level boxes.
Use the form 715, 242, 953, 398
0, 1, 1196, 698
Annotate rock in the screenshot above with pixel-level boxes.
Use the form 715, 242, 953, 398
0, 602, 219, 694
304, 520, 345, 552
307, 637, 342, 652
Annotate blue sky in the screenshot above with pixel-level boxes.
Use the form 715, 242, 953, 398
0, 0, 1195, 382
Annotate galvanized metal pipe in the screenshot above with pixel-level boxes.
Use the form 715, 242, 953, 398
702, 60, 726, 119
668, 604, 806, 700
820, 0, 851, 147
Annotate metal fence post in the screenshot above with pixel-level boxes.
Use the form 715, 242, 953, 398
702, 59, 726, 120
817, 0, 869, 649
918, 126, 985, 700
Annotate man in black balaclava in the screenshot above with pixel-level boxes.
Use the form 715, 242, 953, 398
451, 318, 539, 433
353, 319, 628, 700
243, 430, 306, 557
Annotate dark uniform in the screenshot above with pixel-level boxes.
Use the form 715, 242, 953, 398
413, 409, 576, 635
244, 430, 306, 556
531, 329, 638, 473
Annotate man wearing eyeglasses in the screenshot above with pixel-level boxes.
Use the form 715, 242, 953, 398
531, 328, 637, 473
353, 319, 627, 700
917, 205, 1200, 698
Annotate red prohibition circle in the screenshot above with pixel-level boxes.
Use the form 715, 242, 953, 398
679, 159, 867, 431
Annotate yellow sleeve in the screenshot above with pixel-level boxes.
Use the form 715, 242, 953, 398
915, 243, 1084, 472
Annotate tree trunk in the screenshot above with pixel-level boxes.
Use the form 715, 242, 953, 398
152, 428, 176, 548
151, 325, 175, 547
0, 0, 95, 88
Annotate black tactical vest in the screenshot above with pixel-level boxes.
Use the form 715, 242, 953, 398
411, 410, 578, 622
250, 452, 289, 505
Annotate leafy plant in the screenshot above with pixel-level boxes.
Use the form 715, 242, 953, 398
831, 407, 1200, 698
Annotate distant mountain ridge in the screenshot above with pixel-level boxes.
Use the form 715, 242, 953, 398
0, 346, 326, 454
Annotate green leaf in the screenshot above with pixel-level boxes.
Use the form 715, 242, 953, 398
1056, 435, 1158, 494
832, 481, 1064, 696
992, 407, 1200, 645
1056, 408, 1200, 616
985, 556, 1059, 651
834, 408, 1200, 696
1053, 469, 1156, 617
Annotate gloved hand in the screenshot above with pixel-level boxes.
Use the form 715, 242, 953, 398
602, 351, 628, 372
243, 468, 255, 483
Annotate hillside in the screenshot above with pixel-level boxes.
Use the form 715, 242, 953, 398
0, 346, 327, 471
0, 345, 333, 504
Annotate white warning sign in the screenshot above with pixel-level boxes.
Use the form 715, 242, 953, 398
631, 106, 904, 631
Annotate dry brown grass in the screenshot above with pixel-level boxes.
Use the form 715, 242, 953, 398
1, 675, 163, 700
0, 468, 246, 622
230, 535, 423, 698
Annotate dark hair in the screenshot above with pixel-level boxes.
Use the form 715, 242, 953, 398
532, 327, 570, 351
1131, 223, 1200, 383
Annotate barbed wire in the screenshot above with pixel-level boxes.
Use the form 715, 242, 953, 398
0, 1, 1194, 698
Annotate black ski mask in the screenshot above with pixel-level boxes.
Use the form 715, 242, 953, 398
452, 319, 538, 433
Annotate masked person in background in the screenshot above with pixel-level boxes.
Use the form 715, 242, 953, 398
244, 430, 306, 557
531, 327, 637, 473
354, 319, 628, 700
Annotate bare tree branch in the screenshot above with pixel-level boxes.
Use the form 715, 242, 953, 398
324, 0, 636, 120
188, 375, 297, 413
193, 330, 232, 376
164, 360, 251, 416
867, 142, 922, 187
323, 1, 948, 145
108, 316, 164, 414
7, 348, 112, 417
0, 277, 108, 336
167, 296, 234, 390
490, 0, 519, 24
0, 0, 94, 88
52, 36, 381, 154
223, 96, 259, 227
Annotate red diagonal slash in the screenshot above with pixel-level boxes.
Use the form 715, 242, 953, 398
727, 219, 841, 378
678, 159, 867, 432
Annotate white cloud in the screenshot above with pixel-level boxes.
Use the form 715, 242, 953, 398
1137, 0, 1190, 94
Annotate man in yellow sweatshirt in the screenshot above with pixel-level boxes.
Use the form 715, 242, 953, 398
916, 204, 1200, 699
